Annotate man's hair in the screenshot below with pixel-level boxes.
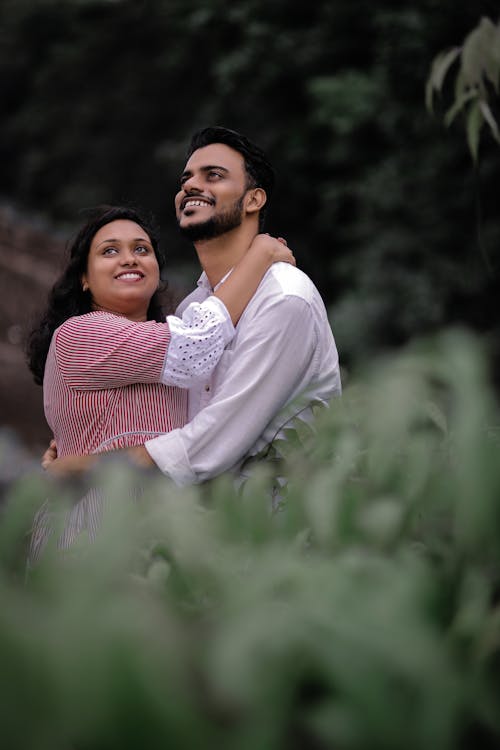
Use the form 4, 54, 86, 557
186, 126, 275, 230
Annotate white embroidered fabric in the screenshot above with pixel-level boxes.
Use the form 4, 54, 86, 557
161, 296, 235, 387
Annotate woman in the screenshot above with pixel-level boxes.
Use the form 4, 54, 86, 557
27, 205, 294, 557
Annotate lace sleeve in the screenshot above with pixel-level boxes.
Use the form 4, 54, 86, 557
161, 296, 235, 387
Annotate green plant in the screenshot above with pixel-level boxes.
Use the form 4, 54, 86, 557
1, 330, 499, 749
426, 16, 500, 161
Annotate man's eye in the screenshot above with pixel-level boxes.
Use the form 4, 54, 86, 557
208, 171, 222, 179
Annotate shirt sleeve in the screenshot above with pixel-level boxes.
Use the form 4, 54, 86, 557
55, 313, 171, 390
145, 294, 318, 485
55, 298, 234, 391
161, 296, 235, 387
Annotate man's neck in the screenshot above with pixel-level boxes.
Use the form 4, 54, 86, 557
194, 223, 258, 289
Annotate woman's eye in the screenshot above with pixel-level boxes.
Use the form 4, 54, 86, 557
103, 246, 118, 255
135, 245, 150, 254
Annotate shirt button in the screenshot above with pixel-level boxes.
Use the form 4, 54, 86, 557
205, 385, 210, 392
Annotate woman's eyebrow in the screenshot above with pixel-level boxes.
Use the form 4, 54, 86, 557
96, 237, 150, 248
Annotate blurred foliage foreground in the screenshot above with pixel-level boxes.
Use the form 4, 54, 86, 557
1, 330, 500, 750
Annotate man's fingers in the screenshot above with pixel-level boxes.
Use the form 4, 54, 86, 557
41, 441, 58, 470
42, 453, 56, 470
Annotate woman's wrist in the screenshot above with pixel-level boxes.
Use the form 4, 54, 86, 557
247, 235, 275, 268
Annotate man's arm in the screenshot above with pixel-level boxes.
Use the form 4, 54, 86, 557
145, 292, 326, 485
43, 442, 155, 478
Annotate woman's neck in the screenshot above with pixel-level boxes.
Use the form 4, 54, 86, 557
91, 303, 148, 322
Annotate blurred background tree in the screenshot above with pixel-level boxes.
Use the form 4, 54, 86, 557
0, 0, 499, 446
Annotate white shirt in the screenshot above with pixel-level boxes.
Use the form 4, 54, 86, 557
146, 262, 341, 485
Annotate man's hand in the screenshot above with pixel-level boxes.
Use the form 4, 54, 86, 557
45, 453, 97, 479
41, 438, 58, 470
41, 437, 91, 478
41, 438, 155, 479
127, 445, 155, 468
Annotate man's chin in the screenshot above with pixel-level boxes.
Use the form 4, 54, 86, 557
177, 202, 243, 242
177, 218, 220, 242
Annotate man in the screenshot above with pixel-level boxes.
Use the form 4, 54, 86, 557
47, 127, 341, 485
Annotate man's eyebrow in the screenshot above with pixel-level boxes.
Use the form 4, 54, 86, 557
180, 165, 229, 179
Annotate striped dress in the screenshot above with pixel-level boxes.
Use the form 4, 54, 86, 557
30, 303, 233, 560
44, 311, 187, 455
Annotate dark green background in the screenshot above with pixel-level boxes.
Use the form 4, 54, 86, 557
1, 0, 498, 373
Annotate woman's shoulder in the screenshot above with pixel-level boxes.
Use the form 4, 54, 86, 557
57, 311, 127, 333
53, 312, 127, 348
54, 312, 168, 353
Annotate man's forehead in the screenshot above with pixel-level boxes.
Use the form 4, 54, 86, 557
183, 143, 245, 173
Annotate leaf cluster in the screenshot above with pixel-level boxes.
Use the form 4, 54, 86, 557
427, 17, 500, 161
1, 329, 500, 749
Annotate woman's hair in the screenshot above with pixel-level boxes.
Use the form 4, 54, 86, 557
27, 205, 165, 386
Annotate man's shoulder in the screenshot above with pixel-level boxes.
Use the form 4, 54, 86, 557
261, 262, 317, 304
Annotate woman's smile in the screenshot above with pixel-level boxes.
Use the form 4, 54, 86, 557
114, 271, 145, 281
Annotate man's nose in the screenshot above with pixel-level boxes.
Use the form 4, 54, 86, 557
182, 174, 202, 193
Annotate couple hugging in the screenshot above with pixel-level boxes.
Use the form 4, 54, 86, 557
27, 126, 341, 554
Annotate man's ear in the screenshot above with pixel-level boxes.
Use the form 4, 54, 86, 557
245, 187, 267, 215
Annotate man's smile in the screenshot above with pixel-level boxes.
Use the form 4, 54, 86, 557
181, 196, 215, 211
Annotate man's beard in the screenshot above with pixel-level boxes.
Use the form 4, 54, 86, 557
178, 196, 244, 242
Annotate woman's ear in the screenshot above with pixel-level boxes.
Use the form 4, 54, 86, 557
81, 276, 89, 292
245, 187, 267, 215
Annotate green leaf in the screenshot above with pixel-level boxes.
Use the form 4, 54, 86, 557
424, 400, 448, 434
443, 87, 478, 127
466, 99, 484, 162
426, 47, 461, 111
484, 47, 500, 93
492, 23, 500, 66
462, 21, 489, 88
454, 68, 466, 100
478, 99, 500, 142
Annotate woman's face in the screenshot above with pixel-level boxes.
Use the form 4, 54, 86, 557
82, 219, 160, 321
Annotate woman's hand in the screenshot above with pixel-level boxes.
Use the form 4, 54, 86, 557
213, 233, 296, 326
248, 233, 296, 268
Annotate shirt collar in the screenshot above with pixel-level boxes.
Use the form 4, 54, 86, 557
197, 268, 234, 293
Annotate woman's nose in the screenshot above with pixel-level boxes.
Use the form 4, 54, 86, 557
120, 249, 138, 264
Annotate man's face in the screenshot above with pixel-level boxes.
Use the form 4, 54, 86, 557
175, 143, 250, 241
